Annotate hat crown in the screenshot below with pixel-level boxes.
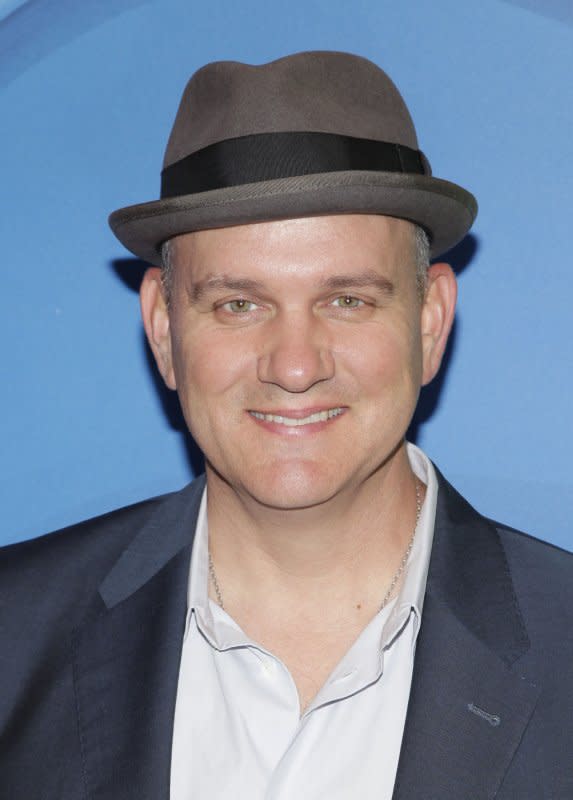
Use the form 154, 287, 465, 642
164, 51, 420, 168
109, 50, 477, 264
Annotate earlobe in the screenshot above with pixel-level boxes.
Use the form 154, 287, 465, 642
420, 262, 457, 386
140, 267, 177, 390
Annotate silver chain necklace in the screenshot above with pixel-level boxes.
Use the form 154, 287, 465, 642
208, 479, 423, 614
208, 550, 225, 610
379, 478, 422, 610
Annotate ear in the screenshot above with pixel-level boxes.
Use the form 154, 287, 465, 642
420, 262, 457, 386
140, 267, 177, 390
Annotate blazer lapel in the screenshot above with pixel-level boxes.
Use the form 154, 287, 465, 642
393, 472, 541, 799
72, 477, 205, 800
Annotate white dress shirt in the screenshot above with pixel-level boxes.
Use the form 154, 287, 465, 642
170, 443, 438, 799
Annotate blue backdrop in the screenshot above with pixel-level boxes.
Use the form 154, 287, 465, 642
1, 0, 571, 548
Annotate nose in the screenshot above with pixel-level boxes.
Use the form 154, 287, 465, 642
257, 312, 335, 392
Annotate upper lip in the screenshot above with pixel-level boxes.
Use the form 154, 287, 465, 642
248, 406, 346, 418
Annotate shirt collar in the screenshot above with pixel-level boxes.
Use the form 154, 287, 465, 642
186, 489, 253, 649
185, 489, 214, 640
380, 442, 438, 647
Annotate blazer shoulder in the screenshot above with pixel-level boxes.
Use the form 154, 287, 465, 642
0, 487, 188, 623
2, 491, 173, 564
491, 519, 573, 646
493, 518, 573, 584
435, 469, 573, 595
434, 468, 573, 653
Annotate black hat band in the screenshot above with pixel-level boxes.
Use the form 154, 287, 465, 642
161, 131, 429, 198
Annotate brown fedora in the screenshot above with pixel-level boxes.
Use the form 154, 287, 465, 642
109, 51, 477, 263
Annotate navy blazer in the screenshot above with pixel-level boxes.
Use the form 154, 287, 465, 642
1, 470, 572, 799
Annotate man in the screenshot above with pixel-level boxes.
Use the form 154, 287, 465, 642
1, 51, 572, 799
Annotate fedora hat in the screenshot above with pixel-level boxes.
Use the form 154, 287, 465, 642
109, 51, 477, 263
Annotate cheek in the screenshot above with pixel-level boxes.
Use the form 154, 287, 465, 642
171, 331, 253, 405
339, 322, 422, 393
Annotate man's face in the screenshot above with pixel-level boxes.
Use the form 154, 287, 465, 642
142, 214, 455, 510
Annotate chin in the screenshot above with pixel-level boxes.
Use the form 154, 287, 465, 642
239, 461, 347, 511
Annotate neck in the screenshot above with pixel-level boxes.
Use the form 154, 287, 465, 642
205, 442, 423, 617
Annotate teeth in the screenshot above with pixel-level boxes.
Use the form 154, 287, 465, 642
250, 408, 344, 426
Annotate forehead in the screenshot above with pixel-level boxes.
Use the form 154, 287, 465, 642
168, 214, 416, 284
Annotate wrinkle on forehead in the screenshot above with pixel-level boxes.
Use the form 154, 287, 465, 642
169, 215, 417, 301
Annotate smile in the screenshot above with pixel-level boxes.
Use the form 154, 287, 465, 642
249, 408, 345, 427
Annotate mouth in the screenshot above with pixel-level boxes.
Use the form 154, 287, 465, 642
248, 407, 346, 428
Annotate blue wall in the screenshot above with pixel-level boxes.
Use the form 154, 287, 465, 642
1, 0, 571, 548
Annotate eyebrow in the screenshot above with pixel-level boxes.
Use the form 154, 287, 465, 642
188, 275, 266, 303
187, 269, 395, 303
319, 271, 395, 296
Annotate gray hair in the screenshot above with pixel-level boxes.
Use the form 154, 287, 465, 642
160, 238, 175, 306
161, 222, 430, 306
413, 224, 430, 300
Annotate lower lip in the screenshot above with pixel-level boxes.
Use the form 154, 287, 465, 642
247, 409, 347, 435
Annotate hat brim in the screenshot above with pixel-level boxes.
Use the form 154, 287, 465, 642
109, 170, 477, 264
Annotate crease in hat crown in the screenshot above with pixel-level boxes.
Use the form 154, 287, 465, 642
109, 50, 477, 264
163, 51, 420, 165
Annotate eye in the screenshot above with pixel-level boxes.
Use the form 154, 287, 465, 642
222, 299, 258, 313
331, 295, 364, 309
